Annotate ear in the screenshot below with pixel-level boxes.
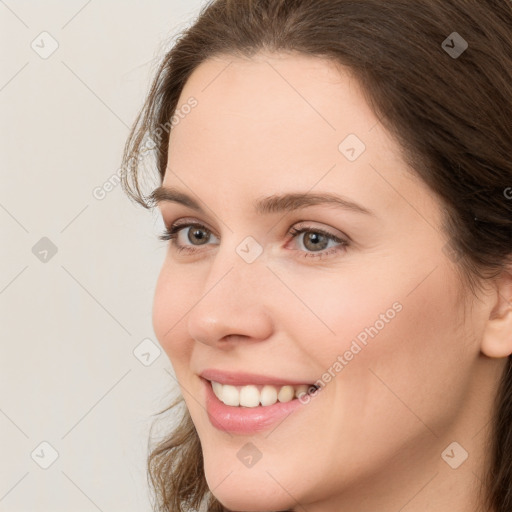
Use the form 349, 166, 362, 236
480, 266, 512, 358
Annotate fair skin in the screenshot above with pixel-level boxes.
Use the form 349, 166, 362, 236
151, 52, 512, 512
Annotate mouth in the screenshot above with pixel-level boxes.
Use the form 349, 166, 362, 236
201, 376, 321, 434
198, 368, 321, 433
208, 379, 319, 407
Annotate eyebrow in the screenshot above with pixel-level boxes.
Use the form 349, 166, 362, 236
149, 186, 375, 216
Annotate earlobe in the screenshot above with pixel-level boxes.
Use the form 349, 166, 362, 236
481, 314, 512, 358
480, 269, 512, 359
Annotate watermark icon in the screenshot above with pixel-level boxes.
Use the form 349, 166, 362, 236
31, 441, 59, 469
31, 31, 59, 60
442, 32, 468, 59
441, 441, 468, 469
133, 337, 161, 367
298, 301, 403, 404
504, 187, 512, 200
237, 442, 263, 468
338, 133, 366, 162
32, 237, 58, 263
236, 236, 263, 263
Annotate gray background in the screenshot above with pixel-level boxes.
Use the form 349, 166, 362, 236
0, 1, 205, 510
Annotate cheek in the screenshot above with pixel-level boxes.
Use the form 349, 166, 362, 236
273, 261, 406, 368
325, 262, 470, 444
152, 263, 195, 363
281, 255, 471, 445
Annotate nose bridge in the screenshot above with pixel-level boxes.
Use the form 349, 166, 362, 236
186, 241, 274, 344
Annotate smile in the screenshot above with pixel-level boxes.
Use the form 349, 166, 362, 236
203, 377, 321, 434
210, 380, 318, 407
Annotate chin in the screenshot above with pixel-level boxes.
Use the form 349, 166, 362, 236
204, 464, 295, 512
211, 490, 293, 512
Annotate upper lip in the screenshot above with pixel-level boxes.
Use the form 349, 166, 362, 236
199, 368, 315, 387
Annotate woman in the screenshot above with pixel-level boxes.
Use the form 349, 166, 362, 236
121, 1, 512, 511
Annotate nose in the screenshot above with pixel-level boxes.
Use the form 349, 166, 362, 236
186, 249, 274, 347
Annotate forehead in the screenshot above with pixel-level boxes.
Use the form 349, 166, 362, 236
167, 53, 399, 173
163, 52, 438, 225
169, 52, 377, 148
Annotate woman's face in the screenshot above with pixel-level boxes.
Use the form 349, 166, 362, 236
152, 53, 487, 510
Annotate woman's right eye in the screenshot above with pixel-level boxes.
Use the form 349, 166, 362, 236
159, 222, 220, 253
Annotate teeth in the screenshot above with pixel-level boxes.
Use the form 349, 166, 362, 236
222, 384, 240, 406
260, 385, 277, 406
277, 385, 295, 403
211, 381, 316, 407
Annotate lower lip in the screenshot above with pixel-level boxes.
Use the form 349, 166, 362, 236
203, 378, 314, 434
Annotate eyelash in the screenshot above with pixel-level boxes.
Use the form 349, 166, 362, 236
158, 221, 349, 260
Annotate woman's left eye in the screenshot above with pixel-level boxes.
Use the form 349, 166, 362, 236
287, 226, 348, 258
158, 221, 349, 259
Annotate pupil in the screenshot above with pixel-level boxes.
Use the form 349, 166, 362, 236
304, 232, 328, 251
189, 228, 209, 245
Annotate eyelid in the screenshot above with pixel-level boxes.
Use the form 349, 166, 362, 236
164, 217, 217, 235
290, 220, 350, 242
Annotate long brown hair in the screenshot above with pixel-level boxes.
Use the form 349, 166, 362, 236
120, 1, 512, 510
